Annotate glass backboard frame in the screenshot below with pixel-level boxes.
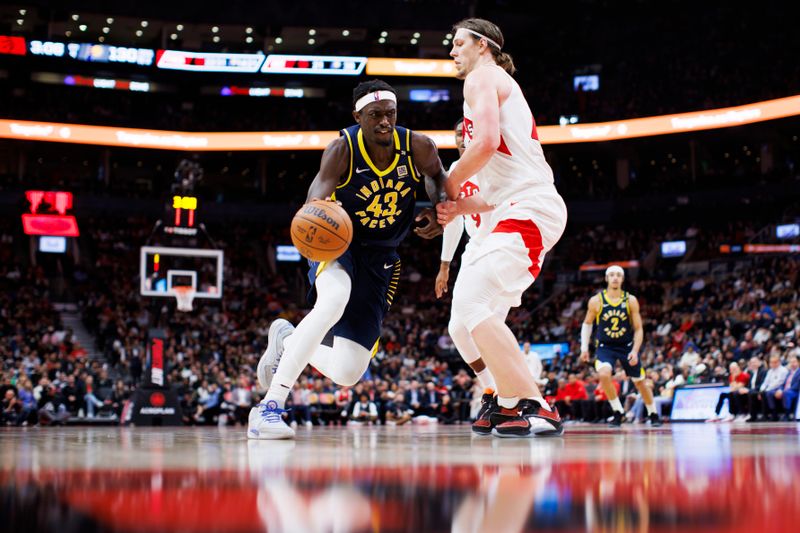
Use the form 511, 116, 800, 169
140, 246, 223, 299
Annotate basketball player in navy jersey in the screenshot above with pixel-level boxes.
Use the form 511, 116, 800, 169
579, 265, 661, 427
249, 80, 446, 439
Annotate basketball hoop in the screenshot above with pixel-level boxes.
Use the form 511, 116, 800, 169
172, 286, 195, 312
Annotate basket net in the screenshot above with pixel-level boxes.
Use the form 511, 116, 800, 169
172, 286, 195, 312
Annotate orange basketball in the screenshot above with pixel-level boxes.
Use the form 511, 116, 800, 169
290, 199, 353, 262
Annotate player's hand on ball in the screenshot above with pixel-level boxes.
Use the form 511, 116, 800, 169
414, 208, 443, 239
436, 201, 459, 226
310, 196, 342, 206
579, 351, 590, 363
435, 267, 449, 298
628, 352, 639, 366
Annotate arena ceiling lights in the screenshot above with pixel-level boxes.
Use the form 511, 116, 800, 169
2, 95, 799, 150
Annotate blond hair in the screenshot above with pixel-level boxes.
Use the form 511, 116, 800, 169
452, 18, 516, 75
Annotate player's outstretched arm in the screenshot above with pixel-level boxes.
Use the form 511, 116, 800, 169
436, 215, 464, 298
411, 132, 446, 239
436, 194, 493, 226
580, 296, 600, 363
306, 137, 349, 203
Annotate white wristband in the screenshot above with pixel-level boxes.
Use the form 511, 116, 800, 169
580, 323, 593, 353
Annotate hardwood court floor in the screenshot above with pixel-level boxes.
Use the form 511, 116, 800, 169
2, 422, 799, 532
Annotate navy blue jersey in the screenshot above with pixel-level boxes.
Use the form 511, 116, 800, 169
595, 290, 634, 347
334, 124, 420, 249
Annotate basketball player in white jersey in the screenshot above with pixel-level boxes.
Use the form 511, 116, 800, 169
436, 118, 499, 434
437, 18, 568, 437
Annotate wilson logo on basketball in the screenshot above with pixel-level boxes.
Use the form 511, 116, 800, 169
303, 205, 341, 230
290, 200, 353, 262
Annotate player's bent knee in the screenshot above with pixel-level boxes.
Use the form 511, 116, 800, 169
330, 371, 362, 387
595, 362, 613, 375
327, 337, 371, 386
452, 289, 494, 333
447, 314, 466, 340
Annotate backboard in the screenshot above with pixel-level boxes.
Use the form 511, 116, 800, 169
140, 246, 223, 299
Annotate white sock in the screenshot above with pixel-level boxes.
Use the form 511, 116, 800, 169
475, 368, 496, 392
263, 387, 291, 409
498, 396, 519, 409
645, 403, 656, 416
531, 396, 551, 411
609, 397, 624, 413
265, 264, 351, 408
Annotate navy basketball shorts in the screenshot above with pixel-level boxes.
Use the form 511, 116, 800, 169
594, 344, 644, 379
308, 245, 401, 351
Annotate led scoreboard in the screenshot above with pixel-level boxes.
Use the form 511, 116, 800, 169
260, 54, 367, 75
22, 190, 79, 237
165, 195, 199, 236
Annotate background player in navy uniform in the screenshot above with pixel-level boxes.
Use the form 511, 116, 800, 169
249, 80, 446, 439
579, 265, 661, 427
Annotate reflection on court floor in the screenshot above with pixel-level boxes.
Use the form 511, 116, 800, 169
2, 424, 799, 532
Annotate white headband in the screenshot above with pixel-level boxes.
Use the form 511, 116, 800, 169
459, 28, 502, 51
354, 90, 397, 112
606, 265, 625, 277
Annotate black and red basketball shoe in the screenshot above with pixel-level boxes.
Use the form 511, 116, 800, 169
492, 399, 564, 437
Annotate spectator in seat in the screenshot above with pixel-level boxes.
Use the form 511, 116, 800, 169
436, 394, 458, 424
61, 375, 80, 416
350, 393, 378, 425
773, 355, 800, 421
555, 374, 588, 420
2, 389, 22, 426
84, 375, 107, 418
422, 382, 440, 417
335, 386, 352, 426
195, 382, 221, 425
17, 378, 37, 425
286, 382, 312, 427
708, 362, 749, 422
678, 344, 701, 372
742, 356, 767, 421
404, 380, 423, 416
762, 354, 789, 421
231, 374, 253, 426
109, 380, 130, 417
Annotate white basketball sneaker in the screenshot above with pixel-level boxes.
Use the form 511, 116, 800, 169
248, 400, 295, 439
257, 319, 295, 390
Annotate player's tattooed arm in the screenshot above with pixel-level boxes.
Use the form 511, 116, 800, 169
306, 137, 349, 203
411, 132, 446, 239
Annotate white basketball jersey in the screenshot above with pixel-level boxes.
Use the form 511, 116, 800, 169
462, 66, 556, 206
